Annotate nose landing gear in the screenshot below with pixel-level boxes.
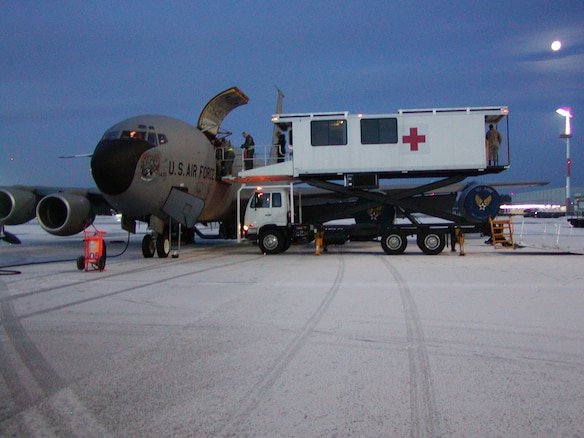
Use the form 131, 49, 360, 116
142, 233, 170, 258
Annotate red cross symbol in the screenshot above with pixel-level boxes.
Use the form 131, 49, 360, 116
402, 127, 426, 151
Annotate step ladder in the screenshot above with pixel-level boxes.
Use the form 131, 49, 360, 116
488, 217, 514, 249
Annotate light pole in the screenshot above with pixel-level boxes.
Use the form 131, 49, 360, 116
556, 107, 573, 214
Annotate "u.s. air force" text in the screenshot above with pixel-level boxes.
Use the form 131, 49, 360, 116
167, 161, 215, 180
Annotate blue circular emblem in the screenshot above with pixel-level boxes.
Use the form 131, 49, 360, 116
458, 184, 500, 223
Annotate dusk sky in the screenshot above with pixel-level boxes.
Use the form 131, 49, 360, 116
1, 1, 583, 195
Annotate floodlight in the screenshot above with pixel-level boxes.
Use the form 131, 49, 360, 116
556, 107, 572, 118
556, 107, 572, 137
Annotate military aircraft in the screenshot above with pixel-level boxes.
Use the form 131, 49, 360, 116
1, 87, 251, 257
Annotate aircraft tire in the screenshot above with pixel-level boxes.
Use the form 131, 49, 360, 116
381, 229, 407, 255
157, 236, 170, 258
142, 235, 156, 258
416, 229, 446, 255
258, 228, 285, 254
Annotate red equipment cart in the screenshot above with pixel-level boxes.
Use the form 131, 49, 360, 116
77, 225, 107, 271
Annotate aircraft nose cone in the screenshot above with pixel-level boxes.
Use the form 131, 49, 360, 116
91, 139, 154, 195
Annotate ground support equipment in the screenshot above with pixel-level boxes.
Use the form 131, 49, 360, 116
77, 225, 107, 271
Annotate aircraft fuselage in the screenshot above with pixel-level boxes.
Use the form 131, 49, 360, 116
91, 115, 235, 223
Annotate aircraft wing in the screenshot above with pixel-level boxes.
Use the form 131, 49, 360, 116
197, 87, 249, 138
19, 186, 112, 214
0, 185, 114, 239
58, 153, 93, 158
413, 180, 549, 194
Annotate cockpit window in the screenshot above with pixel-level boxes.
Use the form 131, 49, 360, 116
147, 132, 158, 145
102, 130, 120, 140
121, 130, 146, 140
104, 129, 167, 145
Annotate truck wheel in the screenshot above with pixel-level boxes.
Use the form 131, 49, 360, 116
259, 229, 285, 254
156, 236, 170, 258
417, 230, 446, 255
381, 229, 407, 255
142, 235, 156, 258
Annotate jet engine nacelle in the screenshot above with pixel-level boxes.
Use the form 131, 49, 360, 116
457, 184, 501, 223
0, 188, 38, 225
36, 193, 95, 236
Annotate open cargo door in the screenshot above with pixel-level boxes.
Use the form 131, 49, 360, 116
197, 87, 249, 140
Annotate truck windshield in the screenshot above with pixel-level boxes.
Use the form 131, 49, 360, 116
251, 192, 270, 208
251, 192, 282, 208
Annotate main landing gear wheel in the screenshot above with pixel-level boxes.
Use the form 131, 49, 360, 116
142, 234, 156, 258
416, 230, 446, 255
381, 229, 408, 255
258, 229, 285, 254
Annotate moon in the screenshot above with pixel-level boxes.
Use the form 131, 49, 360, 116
551, 40, 562, 51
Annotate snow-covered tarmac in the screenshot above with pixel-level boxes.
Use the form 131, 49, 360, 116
1, 217, 583, 437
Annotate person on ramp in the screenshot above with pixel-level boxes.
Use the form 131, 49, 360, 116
241, 131, 255, 170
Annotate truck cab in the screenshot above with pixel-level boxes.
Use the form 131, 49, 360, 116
245, 189, 289, 230
568, 193, 584, 227
243, 187, 313, 254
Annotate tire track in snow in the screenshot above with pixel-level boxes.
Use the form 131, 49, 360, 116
0, 301, 96, 436
0, 249, 238, 305
0, 299, 63, 398
380, 258, 440, 438
0, 250, 263, 436
2, 252, 264, 322
218, 254, 345, 436
0, 278, 35, 421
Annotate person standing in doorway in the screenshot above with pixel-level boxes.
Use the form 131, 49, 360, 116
486, 124, 502, 166
277, 131, 286, 163
241, 131, 255, 170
